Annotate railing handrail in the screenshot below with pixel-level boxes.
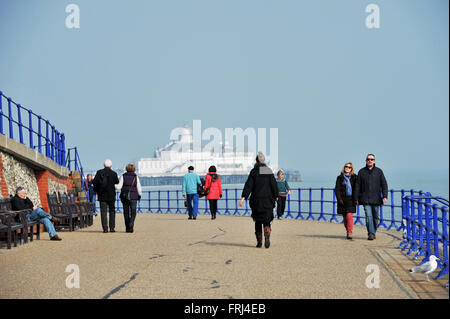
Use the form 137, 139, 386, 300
0, 90, 66, 166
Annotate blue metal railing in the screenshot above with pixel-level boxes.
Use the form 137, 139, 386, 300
96, 186, 448, 282
398, 194, 449, 280
0, 90, 65, 166
66, 146, 88, 199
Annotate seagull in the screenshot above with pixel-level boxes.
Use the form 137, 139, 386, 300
409, 255, 440, 281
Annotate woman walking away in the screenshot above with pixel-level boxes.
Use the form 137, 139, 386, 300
276, 170, 290, 219
239, 152, 278, 248
204, 166, 222, 220
334, 162, 357, 240
116, 164, 142, 233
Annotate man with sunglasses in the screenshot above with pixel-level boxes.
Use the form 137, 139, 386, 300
353, 154, 388, 240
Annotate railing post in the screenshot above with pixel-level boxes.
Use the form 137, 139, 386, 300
318, 188, 326, 221
17, 104, 24, 144
436, 206, 449, 279
0, 91, 3, 135
51, 125, 55, 161
419, 197, 433, 265
306, 188, 314, 220
7, 97, 13, 139
137, 195, 142, 213
224, 189, 230, 215
148, 191, 152, 213
233, 188, 240, 215
28, 109, 33, 150
387, 189, 396, 230
403, 197, 413, 252
166, 190, 171, 213
398, 189, 406, 232
413, 197, 425, 260
285, 192, 293, 219
398, 196, 409, 249
45, 120, 49, 157
330, 191, 339, 223
156, 190, 162, 213
407, 196, 418, 255
61, 133, 65, 165
55, 130, 59, 165
175, 190, 181, 214
378, 200, 387, 229
38, 116, 42, 153
296, 188, 304, 220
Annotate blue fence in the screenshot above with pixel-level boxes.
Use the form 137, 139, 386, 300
0, 91, 66, 166
398, 194, 449, 280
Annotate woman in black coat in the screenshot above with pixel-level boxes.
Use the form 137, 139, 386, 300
334, 162, 357, 240
239, 152, 278, 248
116, 164, 142, 233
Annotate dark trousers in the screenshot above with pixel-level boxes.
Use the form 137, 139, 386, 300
122, 199, 137, 232
254, 221, 271, 233
209, 199, 218, 217
100, 200, 115, 231
276, 196, 287, 217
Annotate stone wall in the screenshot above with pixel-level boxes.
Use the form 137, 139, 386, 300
0, 151, 41, 206
0, 150, 74, 211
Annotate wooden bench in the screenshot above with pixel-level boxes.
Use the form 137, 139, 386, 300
0, 197, 40, 249
47, 192, 79, 231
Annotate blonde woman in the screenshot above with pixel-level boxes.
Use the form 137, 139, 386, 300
116, 164, 142, 233
334, 163, 357, 239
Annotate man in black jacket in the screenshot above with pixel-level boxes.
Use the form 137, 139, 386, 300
93, 159, 119, 233
11, 187, 62, 241
353, 154, 388, 240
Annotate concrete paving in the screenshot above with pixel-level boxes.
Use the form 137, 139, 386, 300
0, 213, 447, 299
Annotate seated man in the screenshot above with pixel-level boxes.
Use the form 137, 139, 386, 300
11, 187, 62, 241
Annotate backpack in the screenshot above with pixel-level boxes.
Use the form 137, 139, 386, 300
93, 171, 108, 193
197, 177, 207, 198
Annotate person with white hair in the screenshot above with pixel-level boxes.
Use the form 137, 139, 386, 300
93, 159, 119, 233
11, 187, 62, 241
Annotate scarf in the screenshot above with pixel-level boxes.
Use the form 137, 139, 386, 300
342, 174, 352, 196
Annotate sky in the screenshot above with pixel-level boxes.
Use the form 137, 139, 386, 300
0, 0, 448, 189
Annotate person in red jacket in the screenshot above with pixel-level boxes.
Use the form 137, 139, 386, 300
204, 166, 222, 220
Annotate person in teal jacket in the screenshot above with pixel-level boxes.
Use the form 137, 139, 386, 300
182, 166, 202, 220
276, 170, 290, 219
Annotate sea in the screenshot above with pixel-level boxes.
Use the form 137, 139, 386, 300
141, 169, 449, 199
131, 169, 448, 224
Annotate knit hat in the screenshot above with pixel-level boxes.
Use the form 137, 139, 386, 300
256, 152, 266, 164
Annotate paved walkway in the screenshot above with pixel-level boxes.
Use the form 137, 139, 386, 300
0, 214, 448, 299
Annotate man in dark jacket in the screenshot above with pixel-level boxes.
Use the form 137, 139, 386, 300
93, 159, 119, 233
11, 187, 62, 240
239, 152, 278, 248
353, 154, 388, 240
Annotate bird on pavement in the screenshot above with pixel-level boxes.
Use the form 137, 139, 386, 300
409, 255, 440, 281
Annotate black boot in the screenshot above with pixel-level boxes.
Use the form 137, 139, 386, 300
264, 226, 271, 248
255, 232, 263, 248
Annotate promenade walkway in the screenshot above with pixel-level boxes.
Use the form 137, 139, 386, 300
0, 214, 447, 299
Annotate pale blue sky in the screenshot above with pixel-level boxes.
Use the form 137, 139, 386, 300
0, 0, 448, 190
